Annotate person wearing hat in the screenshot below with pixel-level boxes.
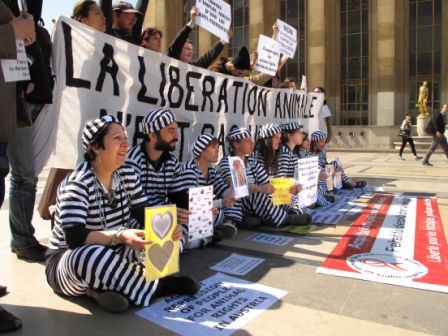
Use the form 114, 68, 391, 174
168, 6, 229, 69
126, 108, 191, 225
180, 134, 239, 249
45, 115, 198, 313
218, 127, 311, 228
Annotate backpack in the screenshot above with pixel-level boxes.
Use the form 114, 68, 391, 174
425, 119, 435, 135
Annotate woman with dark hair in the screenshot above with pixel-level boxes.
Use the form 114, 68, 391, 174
398, 112, 422, 160
72, 0, 106, 32
45, 115, 197, 313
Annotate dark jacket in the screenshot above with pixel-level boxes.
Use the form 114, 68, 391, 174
167, 24, 224, 69
434, 112, 447, 134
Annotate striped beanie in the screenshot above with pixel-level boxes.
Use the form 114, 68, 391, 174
192, 133, 216, 158
281, 121, 303, 132
226, 127, 252, 141
140, 108, 176, 134
310, 130, 328, 142
82, 115, 119, 150
257, 123, 281, 140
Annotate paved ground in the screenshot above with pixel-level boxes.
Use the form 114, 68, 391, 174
1, 151, 447, 336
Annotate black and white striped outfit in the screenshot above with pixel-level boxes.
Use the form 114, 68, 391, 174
45, 161, 159, 306
218, 155, 287, 226
308, 151, 334, 207
126, 144, 188, 206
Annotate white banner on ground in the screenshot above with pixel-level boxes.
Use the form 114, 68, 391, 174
275, 19, 297, 59
296, 156, 319, 207
317, 195, 448, 293
33, 17, 323, 172
136, 273, 287, 336
256, 34, 281, 77
196, 0, 231, 43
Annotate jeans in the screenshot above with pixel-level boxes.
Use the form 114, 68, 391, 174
423, 133, 448, 162
0, 142, 9, 207
7, 103, 41, 248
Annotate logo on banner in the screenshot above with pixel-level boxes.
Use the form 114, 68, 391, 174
347, 253, 428, 280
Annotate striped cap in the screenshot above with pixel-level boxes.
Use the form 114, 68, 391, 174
226, 127, 252, 141
82, 115, 119, 151
281, 121, 303, 132
192, 133, 216, 158
140, 108, 176, 134
310, 130, 328, 141
257, 123, 281, 140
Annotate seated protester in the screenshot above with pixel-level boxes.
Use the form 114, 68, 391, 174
140, 27, 162, 52
126, 108, 191, 227
168, 6, 228, 69
310, 131, 367, 189
218, 127, 311, 228
294, 131, 311, 159
45, 116, 198, 313
182, 134, 238, 248
72, 0, 107, 32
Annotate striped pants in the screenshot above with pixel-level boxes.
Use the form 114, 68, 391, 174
52, 244, 158, 306
316, 178, 332, 207
240, 192, 287, 227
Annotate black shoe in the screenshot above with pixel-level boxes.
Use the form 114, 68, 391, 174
211, 228, 223, 244
217, 221, 238, 238
243, 216, 263, 229
86, 288, 129, 313
324, 194, 336, 203
283, 213, 311, 226
11, 244, 47, 262
422, 161, 433, 166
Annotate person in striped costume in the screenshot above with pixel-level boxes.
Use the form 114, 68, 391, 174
218, 127, 311, 228
45, 116, 198, 313
181, 134, 238, 248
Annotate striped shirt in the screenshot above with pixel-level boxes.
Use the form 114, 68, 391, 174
49, 161, 148, 251
126, 143, 188, 206
182, 159, 228, 197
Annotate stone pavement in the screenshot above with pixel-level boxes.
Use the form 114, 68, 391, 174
0, 151, 447, 336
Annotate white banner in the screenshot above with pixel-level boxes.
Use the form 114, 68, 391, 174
256, 34, 281, 77
296, 156, 319, 207
275, 19, 297, 59
34, 17, 323, 171
196, 0, 231, 43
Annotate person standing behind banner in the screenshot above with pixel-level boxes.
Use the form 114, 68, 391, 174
72, 0, 107, 32
168, 6, 229, 69
398, 112, 422, 161
313, 87, 332, 144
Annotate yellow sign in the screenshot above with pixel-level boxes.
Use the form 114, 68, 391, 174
270, 178, 295, 205
145, 205, 179, 282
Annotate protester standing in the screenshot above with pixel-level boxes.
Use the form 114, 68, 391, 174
398, 112, 422, 160
422, 104, 448, 166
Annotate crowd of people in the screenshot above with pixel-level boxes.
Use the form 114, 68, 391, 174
2, 0, 446, 331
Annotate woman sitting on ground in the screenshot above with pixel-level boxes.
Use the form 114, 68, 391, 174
45, 116, 197, 313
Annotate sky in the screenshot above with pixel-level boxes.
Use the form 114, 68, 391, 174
41, 0, 139, 33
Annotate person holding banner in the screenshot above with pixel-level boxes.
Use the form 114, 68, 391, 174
45, 115, 198, 313
72, 0, 107, 32
140, 26, 162, 52
218, 127, 311, 228
181, 134, 238, 248
168, 5, 228, 69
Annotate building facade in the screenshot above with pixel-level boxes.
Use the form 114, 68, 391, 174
144, 0, 447, 149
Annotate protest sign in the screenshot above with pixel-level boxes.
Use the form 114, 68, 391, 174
317, 194, 448, 293
1, 40, 30, 82
228, 156, 249, 198
275, 18, 297, 59
196, 0, 231, 43
136, 272, 287, 336
255, 34, 281, 76
33, 17, 323, 173
210, 253, 264, 276
270, 177, 295, 205
188, 185, 214, 241
300, 75, 307, 91
145, 205, 179, 282
296, 156, 319, 207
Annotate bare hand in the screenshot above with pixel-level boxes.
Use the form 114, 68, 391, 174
259, 183, 275, 194
289, 184, 302, 195
177, 208, 191, 225
212, 207, 219, 220
319, 172, 327, 180
189, 6, 198, 27
222, 196, 236, 208
171, 225, 184, 241
11, 15, 35, 43
227, 27, 234, 39
120, 229, 151, 250
272, 23, 278, 39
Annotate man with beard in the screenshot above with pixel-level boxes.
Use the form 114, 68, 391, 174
126, 108, 190, 225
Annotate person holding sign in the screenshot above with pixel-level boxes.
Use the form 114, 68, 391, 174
168, 6, 228, 69
218, 127, 310, 228
45, 116, 198, 313
181, 134, 238, 248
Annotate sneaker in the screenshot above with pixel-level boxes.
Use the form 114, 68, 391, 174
415, 156, 423, 161
211, 228, 223, 244
86, 288, 129, 313
399, 156, 405, 160
11, 244, 47, 262
217, 221, 238, 238
324, 194, 335, 203
243, 216, 263, 229
422, 161, 433, 166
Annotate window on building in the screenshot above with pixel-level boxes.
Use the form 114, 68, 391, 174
183, 0, 199, 57
340, 0, 369, 125
229, 0, 249, 56
279, 0, 306, 82
409, 0, 441, 116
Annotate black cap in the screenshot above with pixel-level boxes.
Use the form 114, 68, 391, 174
231, 46, 251, 70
